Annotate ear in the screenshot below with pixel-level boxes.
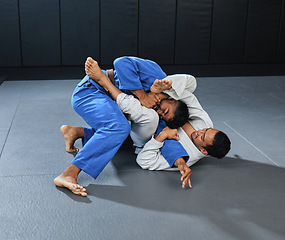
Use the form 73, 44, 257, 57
200, 148, 208, 155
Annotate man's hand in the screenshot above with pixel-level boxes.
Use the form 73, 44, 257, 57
131, 89, 160, 108
155, 127, 179, 142
174, 158, 192, 189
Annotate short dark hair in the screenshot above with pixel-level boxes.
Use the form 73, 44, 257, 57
204, 131, 231, 159
165, 100, 189, 129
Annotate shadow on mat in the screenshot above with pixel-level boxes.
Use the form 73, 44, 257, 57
85, 153, 285, 239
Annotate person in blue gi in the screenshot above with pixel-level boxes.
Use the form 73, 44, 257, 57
54, 56, 193, 196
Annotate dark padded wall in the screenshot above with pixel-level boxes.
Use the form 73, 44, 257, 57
278, 0, 285, 62
101, 0, 138, 65
61, 0, 100, 66
175, 0, 212, 64
244, 0, 283, 63
20, 0, 60, 66
210, 0, 248, 64
139, 0, 176, 64
0, 0, 21, 67
0, 0, 285, 68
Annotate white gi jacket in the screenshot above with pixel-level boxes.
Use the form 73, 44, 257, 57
117, 74, 213, 171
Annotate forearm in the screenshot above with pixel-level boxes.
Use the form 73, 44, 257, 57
131, 88, 147, 100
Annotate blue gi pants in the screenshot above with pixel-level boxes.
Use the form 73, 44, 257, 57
71, 78, 131, 179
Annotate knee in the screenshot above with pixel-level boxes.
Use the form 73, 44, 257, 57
113, 56, 131, 69
112, 118, 131, 139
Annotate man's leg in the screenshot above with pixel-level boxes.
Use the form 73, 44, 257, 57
85, 57, 159, 149
54, 75, 130, 196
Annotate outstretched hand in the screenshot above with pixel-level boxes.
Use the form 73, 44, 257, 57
174, 158, 192, 188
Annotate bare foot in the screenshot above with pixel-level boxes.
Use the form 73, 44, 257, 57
60, 125, 83, 153
54, 174, 87, 197
150, 79, 173, 93
85, 57, 111, 88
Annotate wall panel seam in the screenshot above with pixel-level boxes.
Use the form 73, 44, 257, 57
17, 0, 23, 66
137, 0, 140, 56
277, 0, 285, 61
209, 0, 215, 64
243, 0, 250, 63
59, 0, 62, 65
99, 0, 101, 63
173, 0, 178, 64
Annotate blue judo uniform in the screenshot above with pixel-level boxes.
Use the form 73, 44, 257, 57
71, 57, 188, 179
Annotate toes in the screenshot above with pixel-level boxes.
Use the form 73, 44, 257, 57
66, 145, 79, 152
72, 185, 87, 196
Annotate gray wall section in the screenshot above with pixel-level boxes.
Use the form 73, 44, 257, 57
61, 0, 100, 66
0, 0, 21, 67
20, 0, 61, 66
0, 0, 285, 67
175, 0, 212, 64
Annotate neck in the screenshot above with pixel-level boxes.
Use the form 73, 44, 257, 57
181, 122, 196, 141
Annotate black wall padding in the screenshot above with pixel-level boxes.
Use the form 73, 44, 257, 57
61, 0, 100, 66
244, 0, 283, 63
0, 0, 285, 67
101, 0, 138, 65
0, 0, 21, 67
20, 0, 60, 66
278, 0, 285, 62
175, 0, 212, 64
139, 0, 176, 64
210, 0, 248, 64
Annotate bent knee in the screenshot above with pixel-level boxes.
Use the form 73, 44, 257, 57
113, 57, 132, 69
112, 119, 131, 137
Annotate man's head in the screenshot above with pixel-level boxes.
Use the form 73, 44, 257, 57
155, 99, 189, 129
191, 128, 231, 159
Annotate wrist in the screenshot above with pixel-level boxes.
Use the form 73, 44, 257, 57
131, 89, 146, 100
174, 157, 185, 167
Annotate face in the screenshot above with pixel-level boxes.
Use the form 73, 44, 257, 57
191, 128, 219, 155
155, 99, 177, 122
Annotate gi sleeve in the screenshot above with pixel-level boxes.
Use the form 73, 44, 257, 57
157, 121, 189, 168
116, 93, 158, 124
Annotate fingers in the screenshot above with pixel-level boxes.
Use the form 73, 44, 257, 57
154, 94, 161, 104
188, 178, 192, 188
180, 168, 192, 188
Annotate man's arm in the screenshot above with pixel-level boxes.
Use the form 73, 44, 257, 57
136, 126, 192, 188
131, 89, 160, 108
